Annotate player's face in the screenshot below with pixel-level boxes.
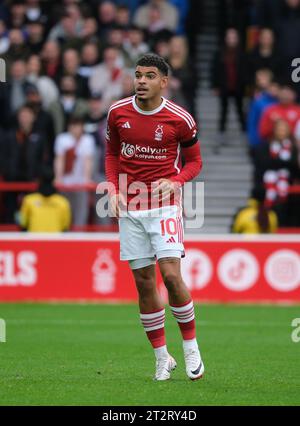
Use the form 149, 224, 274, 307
134, 66, 168, 101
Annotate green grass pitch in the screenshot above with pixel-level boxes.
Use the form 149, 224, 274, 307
0, 303, 300, 406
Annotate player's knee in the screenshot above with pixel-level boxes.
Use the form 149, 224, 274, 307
135, 275, 156, 296
162, 272, 182, 292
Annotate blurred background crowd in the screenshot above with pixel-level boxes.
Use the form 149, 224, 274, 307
0, 0, 299, 233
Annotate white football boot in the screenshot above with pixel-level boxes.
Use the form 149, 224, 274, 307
154, 354, 177, 381
184, 347, 204, 380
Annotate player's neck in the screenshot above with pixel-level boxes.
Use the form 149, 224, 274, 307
135, 95, 163, 112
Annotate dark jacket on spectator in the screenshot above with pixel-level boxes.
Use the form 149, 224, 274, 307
276, 4, 300, 62
247, 46, 282, 86
211, 48, 246, 94
0, 80, 33, 129
3, 128, 46, 181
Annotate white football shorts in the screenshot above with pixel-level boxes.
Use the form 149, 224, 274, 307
119, 205, 185, 262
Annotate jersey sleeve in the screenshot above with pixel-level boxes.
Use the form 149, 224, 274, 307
105, 108, 121, 193
178, 115, 198, 147
171, 115, 202, 186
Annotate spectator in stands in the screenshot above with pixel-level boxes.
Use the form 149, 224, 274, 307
106, 26, 128, 64
168, 35, 197, 115
254, 119, 299, 225
146, 3, 170, 35
26, 54, 59, 108
133, 0, 179, 33
79, 17, 99, 44
107, 0, 146, 19
116, 4, 131, 29
89, 45, 125, 112
84, 92, 106, 156
247, 28, 282, 89
152, 32, 172, 59
3, 104, 46, 182
231, 187, 278, 234
97, 1, 117, 39
7, 59, 30, 119
259, 84, 300, 141
60, 48, 90, 98
19, 166, 71, 232
25, 16, 46, 54
78, 41, 100, 82
8, 1, 26, 29
54, 116, 96, 225
4, 29, 31, 65
48, 75, 89, 135
2, 104, 47, 223
211, 28, 246, 145
247, 69, 279, 153
40, 40, 61, 82
24, 84, 55, 165
0, 0, 202, 229
123, 25, 149, 67
47, 8, 83, 48
25, 0, 47, 25
254, 67, 276, 96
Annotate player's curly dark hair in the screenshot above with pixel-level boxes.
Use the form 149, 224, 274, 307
136, 54, 169, 76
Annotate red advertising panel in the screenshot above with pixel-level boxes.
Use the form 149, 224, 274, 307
0, 234, 299, 303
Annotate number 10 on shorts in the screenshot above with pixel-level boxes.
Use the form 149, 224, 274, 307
160, 218, 183, 243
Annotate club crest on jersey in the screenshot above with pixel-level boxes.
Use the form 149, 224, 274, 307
154, 125, 164, 142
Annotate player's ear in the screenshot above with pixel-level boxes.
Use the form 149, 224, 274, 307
161, 76, 168, 89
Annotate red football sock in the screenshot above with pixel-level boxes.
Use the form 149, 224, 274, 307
140, 308, 166, 349
170, 300, 196, 341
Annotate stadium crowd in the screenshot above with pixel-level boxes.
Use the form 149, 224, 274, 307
0, 0, 299, 232
0, 0, 197, 228
215, 0, 300, 230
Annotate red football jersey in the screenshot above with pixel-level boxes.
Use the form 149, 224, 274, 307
105, 95, 201, 208
260, 104, 300, 140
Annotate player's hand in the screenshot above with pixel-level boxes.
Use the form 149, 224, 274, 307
152, 179, 180, 202
109, 192, 126, 218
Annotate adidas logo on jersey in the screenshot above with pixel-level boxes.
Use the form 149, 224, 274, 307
166, 237, 176, 243
122, 122, 131, 128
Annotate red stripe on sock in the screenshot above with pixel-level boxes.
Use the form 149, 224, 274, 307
142, 318, 165, 328
172, 307, 194, 318
178, 319, 196, 340
141, 313, 165, 323
146, 328, 166, 349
